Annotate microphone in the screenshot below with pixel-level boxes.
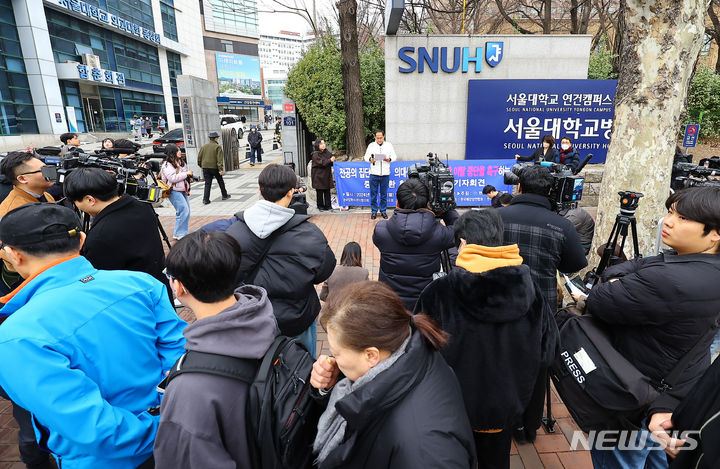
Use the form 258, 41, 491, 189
371, 153, 375, 165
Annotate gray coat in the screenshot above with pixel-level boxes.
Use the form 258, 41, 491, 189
154, 285, 279, 469
319, 265, 369, 301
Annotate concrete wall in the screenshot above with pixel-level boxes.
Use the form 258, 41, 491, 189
385, 35, 591, 160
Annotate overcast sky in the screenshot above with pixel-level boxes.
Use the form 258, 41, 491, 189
257, 0, 336, 35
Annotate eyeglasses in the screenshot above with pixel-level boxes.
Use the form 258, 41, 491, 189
162, 268, 174, 281
19, 169, 42, 176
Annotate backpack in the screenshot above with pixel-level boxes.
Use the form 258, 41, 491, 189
158, 336, 321, 469
550, 310, 718, 434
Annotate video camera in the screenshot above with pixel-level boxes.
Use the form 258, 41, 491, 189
503, 154, 593, 211
41, 148, 163, 203
672, 156, 720, 190
408, 153, 456, 214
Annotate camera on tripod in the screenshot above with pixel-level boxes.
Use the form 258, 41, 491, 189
503, 154, 593, 211
579, 191, 643, 290
407, 153, 456, 215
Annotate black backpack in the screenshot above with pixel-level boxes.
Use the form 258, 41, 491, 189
159, 336, 321, 469
550, 310, 718, 433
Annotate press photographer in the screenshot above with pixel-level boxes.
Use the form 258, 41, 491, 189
0, 152, 55, 216
373, 175, 458, 311
578, 186, 720, 468
63, 167, 172, 302
499, 164, 587, 444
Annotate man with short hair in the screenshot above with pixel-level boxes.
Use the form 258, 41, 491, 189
226, 164, 335, 356
364, 130, 396, 219
499, 164, 586, 443
373, 178, 457, 309
59, 133, 81, 155
198, 131, 230, 205
0, 152, 55, 217
482, 184, 506, 208
154, 230, 278, 469
247, 125, 263, 166
63, 167, 171, 300
0, 203, 186, 469
583, 186, 720, 468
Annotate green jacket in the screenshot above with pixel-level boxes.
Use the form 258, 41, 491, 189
198, 139, 224, 171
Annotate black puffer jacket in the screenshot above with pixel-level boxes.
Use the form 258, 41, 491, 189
373, 209, 456, 309
414, 264, 558, 431
671, 356, 720, 469
318, 329, 476, 469
226, 213, 336, 337
586, 253, 720, 414
81, 196, 171, 300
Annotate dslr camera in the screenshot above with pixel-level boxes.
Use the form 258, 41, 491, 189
408, 153, 456, 214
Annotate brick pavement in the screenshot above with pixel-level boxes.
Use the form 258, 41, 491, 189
0, 210, 592, 469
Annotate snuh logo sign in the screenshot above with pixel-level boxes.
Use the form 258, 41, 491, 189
398, 42, 503, 73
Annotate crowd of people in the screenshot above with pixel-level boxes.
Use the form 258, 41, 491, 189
0, 126, 719, 469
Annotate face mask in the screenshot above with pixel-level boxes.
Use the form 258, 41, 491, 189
561, 143, 570, 150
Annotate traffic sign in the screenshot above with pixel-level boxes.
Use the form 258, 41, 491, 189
683, 124, 700, 148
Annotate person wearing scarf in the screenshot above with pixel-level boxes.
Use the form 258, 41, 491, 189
309, 281, 476, 469
415, 209, 559, 469
556, 136, 581, 172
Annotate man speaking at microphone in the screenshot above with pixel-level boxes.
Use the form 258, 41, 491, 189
364, 130, 396, 220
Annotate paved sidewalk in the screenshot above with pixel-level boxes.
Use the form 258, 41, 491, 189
0, 213, 592, 469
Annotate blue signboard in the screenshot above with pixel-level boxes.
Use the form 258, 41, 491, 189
333, 160, 513, 207
466, 79, 617, 163
56, 0, 161, 43
683, 124, 700, 148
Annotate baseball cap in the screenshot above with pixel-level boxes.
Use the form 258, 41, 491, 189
0, 203, 82, 248
209, 131, 220, 138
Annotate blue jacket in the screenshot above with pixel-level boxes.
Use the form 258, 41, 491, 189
0, 256, 186, 469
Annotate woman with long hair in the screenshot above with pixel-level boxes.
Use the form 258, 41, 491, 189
310, 281, 476, 468
161, 143, 192, 240
319, 242, 369, 301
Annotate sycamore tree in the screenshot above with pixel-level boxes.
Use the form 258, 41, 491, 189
590, 0, 710, 263
285, 37, 385, 153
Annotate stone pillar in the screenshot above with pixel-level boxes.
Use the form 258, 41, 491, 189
177, 75, 221, 176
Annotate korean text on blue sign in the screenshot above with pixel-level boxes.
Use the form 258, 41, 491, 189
57, 0, 161, 43
333, 161, 513, 207
683, 124, 700, 148
465, 79, 617, 163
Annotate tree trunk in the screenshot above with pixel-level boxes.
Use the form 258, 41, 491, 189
590, 0, 709, 266
543, 0, 552, 34
610, 0, 625, 76
337, 0, 365, 158
571, 0, 580, 33
708, 2, 720, 73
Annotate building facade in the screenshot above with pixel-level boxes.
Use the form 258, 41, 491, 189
200, 0, 263, 124
258, 30, 315, 115
1, 0, 205, 143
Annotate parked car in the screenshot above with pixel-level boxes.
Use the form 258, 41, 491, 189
153, 128, 185, 154
220, 114, 245, 139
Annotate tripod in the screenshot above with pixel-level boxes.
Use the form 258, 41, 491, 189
586, 191, 644, 287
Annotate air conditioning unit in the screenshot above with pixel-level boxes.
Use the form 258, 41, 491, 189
82, 54, 101, 69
